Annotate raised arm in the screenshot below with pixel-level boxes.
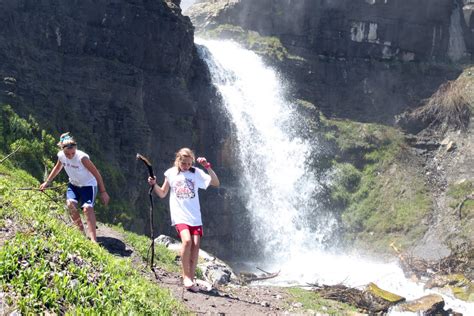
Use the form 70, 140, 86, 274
197, 157, 220, 187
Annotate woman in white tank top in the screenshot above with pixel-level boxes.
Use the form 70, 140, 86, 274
39, 132, 110, 243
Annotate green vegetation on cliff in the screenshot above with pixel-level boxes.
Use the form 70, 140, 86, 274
320, 115, 431, 251
201, 24, 290, 61
0, 104, 57, 181
0, 112, 186, 314
0, 104, 134, 227
447, 180, 474, 241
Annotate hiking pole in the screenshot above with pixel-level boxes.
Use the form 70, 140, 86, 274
16, 185, 65, 191
0, 146, 21, 164
136, 153, 156, 270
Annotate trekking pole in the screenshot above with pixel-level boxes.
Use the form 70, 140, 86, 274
136, 153, 156, 270
0, 146, 21, 164
16, 185, 73, 227
16, 185, 65, 191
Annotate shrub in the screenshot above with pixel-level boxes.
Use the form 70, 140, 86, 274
409, 77, 472, 131
0, 105, 57, 180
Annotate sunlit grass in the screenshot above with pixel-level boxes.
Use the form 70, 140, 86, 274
0, 149, 186, 315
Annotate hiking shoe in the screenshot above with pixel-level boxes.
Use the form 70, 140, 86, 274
185, 284, 200, 293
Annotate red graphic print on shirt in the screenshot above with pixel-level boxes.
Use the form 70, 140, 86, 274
174, 178, 195, 199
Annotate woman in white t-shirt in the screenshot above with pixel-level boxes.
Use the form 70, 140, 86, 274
39, 133, 110, 242
148, 147, 220, 292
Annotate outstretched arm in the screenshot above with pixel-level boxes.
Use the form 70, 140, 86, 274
197, 157, 220, 187
148, 177, 170, 198
82, 157, 110, 206
39, 160, 63, 190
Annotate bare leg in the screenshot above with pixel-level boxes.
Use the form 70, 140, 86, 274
179, 229, 194, 287
67, 200, 85, 233
190, 235, 201, 279
83, 206, 97, 242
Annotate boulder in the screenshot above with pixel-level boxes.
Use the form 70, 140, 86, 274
366, 282, 405, 304
155, 234, 237, 285
396, 294, 445, 314
425, 274, 474, 302
197, 248, 237, 285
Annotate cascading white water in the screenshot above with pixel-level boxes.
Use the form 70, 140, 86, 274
196, 38, 473, 315
196, 38, 337, 262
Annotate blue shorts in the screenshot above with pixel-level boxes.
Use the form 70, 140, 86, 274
66, 183, 97, 208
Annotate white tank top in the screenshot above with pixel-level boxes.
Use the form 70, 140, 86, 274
58, 149, 97, 187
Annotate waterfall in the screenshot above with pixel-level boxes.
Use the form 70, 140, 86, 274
448, 2, 467, 62
196, 38, 336, 261
196, 38, 473, 315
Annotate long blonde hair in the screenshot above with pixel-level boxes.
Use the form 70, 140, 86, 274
174, 147, 195, 172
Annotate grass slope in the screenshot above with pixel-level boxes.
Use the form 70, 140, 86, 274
0, 147, 186, 314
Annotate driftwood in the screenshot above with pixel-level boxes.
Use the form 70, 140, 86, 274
239, 268, 280, 283
390, 242, 471, 279
307, 283, 396, 313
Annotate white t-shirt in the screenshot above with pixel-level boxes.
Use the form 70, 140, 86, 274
164, 166, 211, 226
58, 149, 97, 187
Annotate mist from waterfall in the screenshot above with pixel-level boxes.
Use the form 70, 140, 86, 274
180, 0, 196, 12
196, 38, 474, 315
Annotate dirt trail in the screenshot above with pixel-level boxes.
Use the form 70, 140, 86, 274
95, 224, 291, 315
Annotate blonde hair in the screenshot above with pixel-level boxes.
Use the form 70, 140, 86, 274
57, 132, 77, 148
174, 147, 195, 171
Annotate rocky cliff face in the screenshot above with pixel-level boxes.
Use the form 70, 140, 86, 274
192, 0, 473, 62
0, 0, 231, 241
189, 0, 472, 123
187, 0, 474, 262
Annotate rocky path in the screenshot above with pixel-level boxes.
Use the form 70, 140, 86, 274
95, 224, 291, 315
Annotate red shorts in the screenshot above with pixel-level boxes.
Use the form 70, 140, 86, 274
175, 224, 203, 237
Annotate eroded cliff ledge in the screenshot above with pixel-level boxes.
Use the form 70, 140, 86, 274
189, 0, 473, 123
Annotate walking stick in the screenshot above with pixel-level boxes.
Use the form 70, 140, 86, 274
136, 153, 156, 270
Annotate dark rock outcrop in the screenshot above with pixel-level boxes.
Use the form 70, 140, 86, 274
191, 0, 472, 62
0, 0, 232, 249
189, 0, 471, 123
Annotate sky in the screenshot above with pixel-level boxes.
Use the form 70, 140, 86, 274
180, 0, 196, 11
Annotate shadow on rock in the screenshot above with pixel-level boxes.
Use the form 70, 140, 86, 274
97, 236, 133, 257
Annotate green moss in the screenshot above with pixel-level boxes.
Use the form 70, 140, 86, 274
286, 287, 357, 315
444, 274, 474, 302
202, 24, 289, 61
330, 162, 362, 208
448, 180, 473, 201
447, 180, 474, 234
367, 283, 405, 303
321, 116, 404, 154
322, 116, 431, 250
295, 99, 317, 111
